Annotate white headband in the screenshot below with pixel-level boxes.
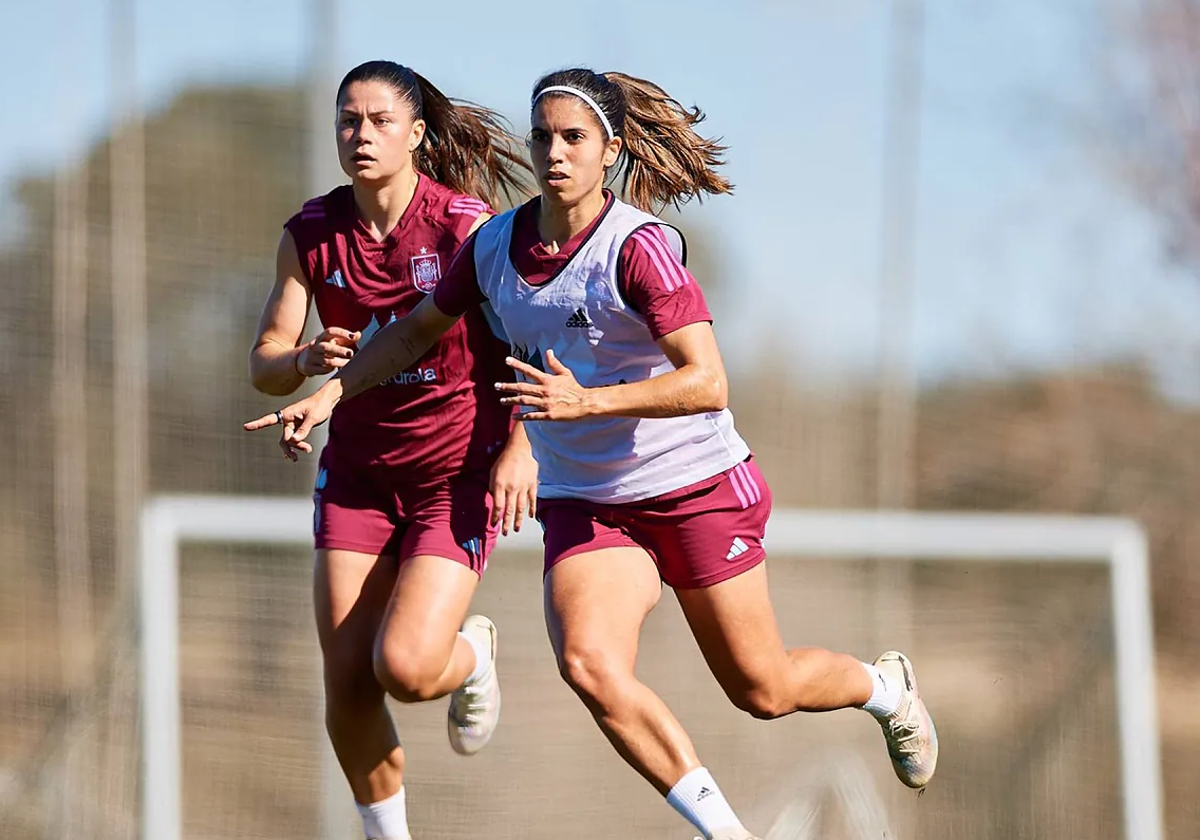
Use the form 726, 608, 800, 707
533, 85, 615, 140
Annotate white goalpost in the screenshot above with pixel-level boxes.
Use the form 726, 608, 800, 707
138, 495, 1163, 840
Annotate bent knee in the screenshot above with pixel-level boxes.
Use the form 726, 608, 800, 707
728, 685, 795, 720
372, 643, 447, 704
557, 646, 632, 709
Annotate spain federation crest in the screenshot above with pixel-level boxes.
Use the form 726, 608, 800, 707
411, 250, 441, 293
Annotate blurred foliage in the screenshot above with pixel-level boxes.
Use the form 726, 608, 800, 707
1, 82, 1198, 839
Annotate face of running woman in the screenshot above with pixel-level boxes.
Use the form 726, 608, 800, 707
529, 95, 621, 207
336, 80, 425, 184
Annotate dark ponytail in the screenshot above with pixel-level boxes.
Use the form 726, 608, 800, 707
531, 68, 733, 212
338, 61, 530, 208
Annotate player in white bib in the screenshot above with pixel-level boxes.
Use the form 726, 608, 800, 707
249, 67, 938, 840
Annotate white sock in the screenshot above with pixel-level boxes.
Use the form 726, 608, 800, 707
860, 662, 903, 718
356, 786, 408, 840
666, 767, 744, 839
459, 630, 491, 685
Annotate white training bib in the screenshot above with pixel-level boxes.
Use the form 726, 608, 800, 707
473, 198, 750, 502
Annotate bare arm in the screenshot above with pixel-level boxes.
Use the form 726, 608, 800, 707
248, 230, 311, 395
319, 296, 462, 406
586, 322, 728, 417
245, 209, 488, 453
497, 321, 728, 421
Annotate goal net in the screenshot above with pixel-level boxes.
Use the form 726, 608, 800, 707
134, 496, 1160, 840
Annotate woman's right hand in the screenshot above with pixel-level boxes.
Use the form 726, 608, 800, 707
244, 380, 343, 461
295, 327, 361, 376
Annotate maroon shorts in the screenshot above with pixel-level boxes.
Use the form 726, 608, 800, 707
313, 454, 497, 575
537, 457, 772, 589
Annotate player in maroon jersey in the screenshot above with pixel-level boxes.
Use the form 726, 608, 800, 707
249, 67, 938, 840
247, 61, 534, 840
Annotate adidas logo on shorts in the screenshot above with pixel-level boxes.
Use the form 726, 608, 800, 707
725, 537, 749, 560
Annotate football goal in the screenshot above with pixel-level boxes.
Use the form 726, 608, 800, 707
138, 495, 1161, 840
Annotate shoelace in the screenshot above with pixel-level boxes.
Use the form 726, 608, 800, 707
449, 680, 489, 725
886, 714, 922, 757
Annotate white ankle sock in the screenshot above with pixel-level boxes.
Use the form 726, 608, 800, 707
860, 662, 903, 718
666, 767, 745, 839
459, 630, 491, 685
356, 786, 408, 840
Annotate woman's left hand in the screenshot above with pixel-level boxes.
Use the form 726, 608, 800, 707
496, 349, 593, 421
489, 437, 538, 536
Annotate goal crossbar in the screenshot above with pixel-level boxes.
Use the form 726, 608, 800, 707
138, 495, 1162, 840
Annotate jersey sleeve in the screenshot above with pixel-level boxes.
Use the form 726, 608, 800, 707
618, 225, 713, 340
446, 195, 494, 244
282, 196, 330, 284
433, 233, 488, 316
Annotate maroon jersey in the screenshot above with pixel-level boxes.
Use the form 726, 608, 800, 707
285, 176, 513, 479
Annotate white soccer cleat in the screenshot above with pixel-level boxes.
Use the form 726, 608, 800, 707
447, 614, 501, 756
873, 650, 938, 789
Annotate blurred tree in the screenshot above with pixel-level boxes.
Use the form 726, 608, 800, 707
1111, 0, 1200, 268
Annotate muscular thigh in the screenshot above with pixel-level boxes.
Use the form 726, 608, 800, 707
371, 475, 496, 671
674, 562, 788, 695
314, 548, 398, 692
375, 554, 480, 673
543, 546, 664, 669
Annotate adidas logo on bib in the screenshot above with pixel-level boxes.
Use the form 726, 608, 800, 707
726, 537, 749, 560
565, 308, 593, 328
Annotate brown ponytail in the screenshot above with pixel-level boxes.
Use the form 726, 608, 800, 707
603, 72, 733, 212
411, 72, 531, 209
338, 61, 531, 209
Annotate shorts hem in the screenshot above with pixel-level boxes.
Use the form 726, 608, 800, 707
666, 551, 765, 590
314, 538, 394, 556
542, 533, 642, 577
398, 552, 486, 580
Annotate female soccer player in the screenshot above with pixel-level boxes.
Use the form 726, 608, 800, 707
247, 60, 537, 840
249, 67, 937, 840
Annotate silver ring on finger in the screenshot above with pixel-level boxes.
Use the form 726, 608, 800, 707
274, 410, 284, 424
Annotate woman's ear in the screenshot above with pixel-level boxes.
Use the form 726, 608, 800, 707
602, 135, 623, 169
409, 119, 427, 152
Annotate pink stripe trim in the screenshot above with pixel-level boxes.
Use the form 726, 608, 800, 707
730, 464, 753, 507
631, 231, 676, 291
450, 198, 488, 213
633, 227, 690, 291
638, 226, 689, 288
728, 466, 752, 509
736, 462, 762, 504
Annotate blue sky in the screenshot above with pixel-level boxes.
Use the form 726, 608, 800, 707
3, 0, 1197, 399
